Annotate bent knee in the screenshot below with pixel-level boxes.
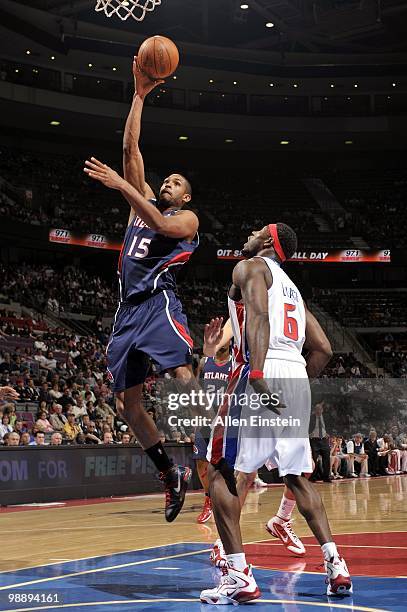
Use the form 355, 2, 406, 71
173, 365, 193, 384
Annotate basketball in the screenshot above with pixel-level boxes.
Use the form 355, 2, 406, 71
138, 35, 179, 80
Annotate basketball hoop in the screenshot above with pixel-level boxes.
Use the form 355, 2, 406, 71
95, 0, 161, 22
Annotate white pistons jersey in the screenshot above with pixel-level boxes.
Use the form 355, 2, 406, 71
256, 256, 306, 365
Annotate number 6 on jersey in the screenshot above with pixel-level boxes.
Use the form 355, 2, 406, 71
284, 303, 299, 341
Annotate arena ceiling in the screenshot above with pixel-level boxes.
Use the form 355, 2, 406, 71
11, 0, 407, 55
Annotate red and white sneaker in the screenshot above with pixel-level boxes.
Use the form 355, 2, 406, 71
210, 538, 227, 568
265, 516, 306, 556
200, 564, 261, 605
325, 556, 353, 596
197, 496, 213, 524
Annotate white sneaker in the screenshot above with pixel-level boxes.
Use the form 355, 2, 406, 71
348, 472, 358, 478
360, 473, 371, 478
325, 556, 353, 596
200, 564, 261, 605
210, 538, 227, 568
265, 516, 305, 556
253, 476, 268, 487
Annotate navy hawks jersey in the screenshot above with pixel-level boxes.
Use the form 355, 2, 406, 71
118, 204, 198, 302
202, 356, 232, 398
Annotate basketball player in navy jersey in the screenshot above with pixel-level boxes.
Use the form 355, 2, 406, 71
194, 342, 232, 523
84, 63, 199, 522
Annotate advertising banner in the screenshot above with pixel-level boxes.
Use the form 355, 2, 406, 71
216, 248, 391, 263
49, 229, 391, 263
0, 444, 194, 505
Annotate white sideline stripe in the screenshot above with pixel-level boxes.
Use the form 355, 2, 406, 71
0, 542, 197, 575
0, 548, 211, 591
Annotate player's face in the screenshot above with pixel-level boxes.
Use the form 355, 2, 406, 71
159, 174, 190, 207
242, 226, 270, 257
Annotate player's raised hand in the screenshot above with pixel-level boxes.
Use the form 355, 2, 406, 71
133, 56, 165, 99
0, 386, 19, 400
204, 317, 224, 350
84, 158, 125, 190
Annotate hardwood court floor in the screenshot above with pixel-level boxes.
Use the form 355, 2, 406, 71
1, 475, 406, 573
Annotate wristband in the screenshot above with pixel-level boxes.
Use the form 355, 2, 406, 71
249, 370, 264, 380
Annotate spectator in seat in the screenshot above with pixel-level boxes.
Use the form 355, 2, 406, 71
23, 378, 40, 402
81, 383, 96, 403
84, 422, 101, 444
395, 430, 407, 473
346, 433, 370, 477
378, 434, 401, 475
20, 431, 31, 446
60, 387, 76, 411
14, 378, 25, 398
95, 397, 115, 420
103, 431, 115, 444
50, 432, 63, 445
80, 413, 91, 433
63, 412, 82, 441
38, 382, 52, 405
329, 436, 343, 479
30, 431, 46, 446
120, 432, 131, 444
43, 352, 57, 370
49, 403, 67, 431
49, 382, 62, 401
13, 419, 26, 435
7, 431, 20, 446
0, 414, 13, 442
364, 430, 380, 476
35, 410, 54, 433
71, 397, 87, 419
309, 401, 332, 482
75, 432, 87, 445
3, 403, 17, 428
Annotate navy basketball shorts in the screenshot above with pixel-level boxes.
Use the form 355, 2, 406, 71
107, 289, 193, 391
193, 430, 209, 461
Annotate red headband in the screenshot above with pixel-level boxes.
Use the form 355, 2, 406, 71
268, 224, 286, 262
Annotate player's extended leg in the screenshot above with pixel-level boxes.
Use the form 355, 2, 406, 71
196, 459, 212, 523
200, 462, 261, 605
284, 474, 352, 596
122, 384, 191, 522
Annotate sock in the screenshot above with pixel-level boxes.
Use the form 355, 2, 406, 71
145, 441, 172, 473
226, 553, 247, 571
321, 542, 339, 561
276, 494, 296, 521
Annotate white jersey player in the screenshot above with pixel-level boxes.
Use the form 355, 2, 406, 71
201, 223, 352, 605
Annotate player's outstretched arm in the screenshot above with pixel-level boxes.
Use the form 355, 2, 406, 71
233, 259, 270, 372
84, 158, 198, 240
203, 317, 233, 357
303, 306, 333, 378
123, 58, 164, 207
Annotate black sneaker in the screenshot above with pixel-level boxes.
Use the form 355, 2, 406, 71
159, 464, 192, 522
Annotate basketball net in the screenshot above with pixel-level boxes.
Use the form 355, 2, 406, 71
95, 0, 161, 22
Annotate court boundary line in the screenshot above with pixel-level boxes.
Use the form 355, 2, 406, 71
0, 547, 211, 591
0, 542, 200, 575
